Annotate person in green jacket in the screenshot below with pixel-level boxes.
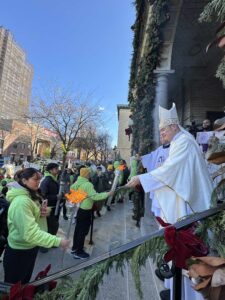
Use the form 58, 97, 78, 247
71, 167, 113, 259
3, 168, 70, 284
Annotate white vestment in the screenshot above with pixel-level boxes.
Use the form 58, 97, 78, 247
139, 132, 213, 223
142, 146, 169, 216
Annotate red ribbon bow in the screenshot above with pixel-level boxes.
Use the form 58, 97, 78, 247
156, 217, 208, 269
4, 264, 57, 300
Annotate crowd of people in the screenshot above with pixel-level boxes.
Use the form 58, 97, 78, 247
0, 157, 143, 285
0, 103, 224, 300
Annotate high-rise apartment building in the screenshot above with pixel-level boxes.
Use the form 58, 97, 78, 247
0, 27, 33, 119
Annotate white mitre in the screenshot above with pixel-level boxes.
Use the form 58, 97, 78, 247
159, 102, 179, 129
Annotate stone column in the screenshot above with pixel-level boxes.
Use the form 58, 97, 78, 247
153, 70, 174, 145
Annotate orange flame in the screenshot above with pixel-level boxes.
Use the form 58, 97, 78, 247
117, 165, 126, 171
65, 189, 88, 204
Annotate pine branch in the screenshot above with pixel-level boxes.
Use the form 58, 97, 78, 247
199, 0, 225, 22
216, 58, 225, 87
33, 237, 166, 300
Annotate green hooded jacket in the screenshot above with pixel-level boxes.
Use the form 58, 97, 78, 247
6, 184, 61, 250
128, 159, 138, 180
71, 176, 109, 210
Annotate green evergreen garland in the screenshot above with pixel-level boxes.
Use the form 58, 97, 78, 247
34, 237, 167, 300
27, 2, 225, 299
216, 58, 225, 87
199, 0, 225, 87
199, 0, 225, 22
128, 0, 169, 155
34, 178, 225, 300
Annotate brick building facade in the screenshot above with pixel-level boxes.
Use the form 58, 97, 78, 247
0, 119, 57, 163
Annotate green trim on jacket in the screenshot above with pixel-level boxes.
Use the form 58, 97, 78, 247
71, 176, 109, 210
6, 186, 61, 250
44, 171, 58, 182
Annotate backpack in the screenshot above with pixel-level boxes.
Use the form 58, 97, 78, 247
0, 197, 9, 256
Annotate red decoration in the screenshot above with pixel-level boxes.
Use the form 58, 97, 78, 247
5, 282, 35, 300
4, 264, 57, 300
35, 264, 57, 291
156, 217, 208, 269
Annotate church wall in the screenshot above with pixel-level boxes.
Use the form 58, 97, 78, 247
117, 106, 132, 166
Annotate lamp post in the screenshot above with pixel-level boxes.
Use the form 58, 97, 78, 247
113, 146, 117, 160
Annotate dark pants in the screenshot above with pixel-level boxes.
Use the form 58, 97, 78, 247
47, 206, 61, 235
3, 245, 39, 284
132, 191, 145, 222
72, 208, 92, 253
47, 214, 59, 235
62, 198, 67, 217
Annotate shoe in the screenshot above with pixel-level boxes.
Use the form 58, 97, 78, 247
73, 251, 90, 259
71, 249, 77, 254
63, 215, 69, 220
160, 290, 170, 300
155, 269, 165, 282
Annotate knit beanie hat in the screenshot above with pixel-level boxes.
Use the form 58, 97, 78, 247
107, 164, 113, 171
80, 167, 90, 178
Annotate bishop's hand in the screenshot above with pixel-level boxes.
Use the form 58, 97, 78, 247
126, 176, 140, 188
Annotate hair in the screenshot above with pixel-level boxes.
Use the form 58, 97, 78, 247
1, 180, 7, 187
14, 168, 43, 202
46, 163, 59, 172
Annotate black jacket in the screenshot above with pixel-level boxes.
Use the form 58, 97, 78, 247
93, 174, 110, 193
40, 176, 59, 207
122, 167, 130, 186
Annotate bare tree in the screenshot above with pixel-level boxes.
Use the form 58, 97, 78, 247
49, 136, 62, 159
32, 89, 101, 168
74, 128, 112, 163
97, 132, 112, 163
75, 126, 99, 161
23, 118, 41, 161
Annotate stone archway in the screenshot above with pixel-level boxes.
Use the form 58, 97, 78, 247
154, 0, 225, 137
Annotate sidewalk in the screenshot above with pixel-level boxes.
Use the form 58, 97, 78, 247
0, 198, 164, 299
